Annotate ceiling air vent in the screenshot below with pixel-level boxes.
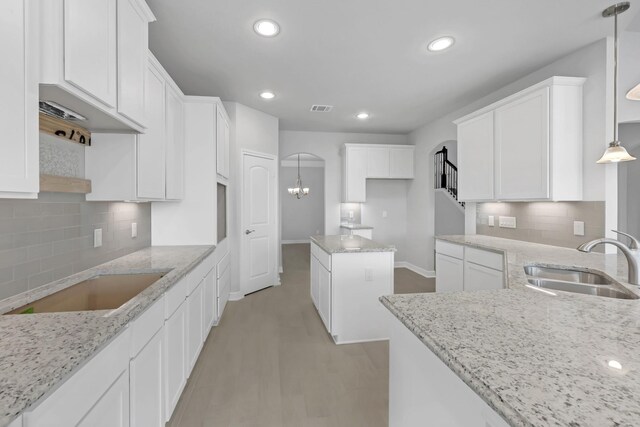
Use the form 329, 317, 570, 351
310, 105, 333, 112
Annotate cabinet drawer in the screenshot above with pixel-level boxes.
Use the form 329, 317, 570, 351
316, 246, 332, 271
24, 329, 130, 427
311, 242, 319, 259
165, 277, 187, 319
217, 251, 230, 279
465, 247, 504, 271
435, 240, 464, 259
130, 296, 164, 358
188, 253, 216, 295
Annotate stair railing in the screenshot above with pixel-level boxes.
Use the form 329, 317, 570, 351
434, 146, 464, 208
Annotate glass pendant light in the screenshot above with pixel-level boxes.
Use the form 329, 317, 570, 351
597, 2, 636, 164
287, 154, 310, 199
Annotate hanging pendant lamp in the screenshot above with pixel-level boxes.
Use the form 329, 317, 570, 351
287, 154, 310, 199
597, 2, 636, 164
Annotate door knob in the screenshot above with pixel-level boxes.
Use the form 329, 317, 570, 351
245, 229, 256, 235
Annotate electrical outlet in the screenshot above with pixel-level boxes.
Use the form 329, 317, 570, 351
94, 228, 102, 248
131, 222, 138, 238
349, 211, 354, 219
382, 210, 388, 218
498, 216, 517, 229
574, 221, 585, 236
365, 268, 374, 281
488, 215, 495, 227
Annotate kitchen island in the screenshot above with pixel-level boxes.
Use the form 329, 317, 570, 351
381, 235, 640, 426
310, 235, 395, 344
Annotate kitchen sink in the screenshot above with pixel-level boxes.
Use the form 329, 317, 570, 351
5, 272, 167, 315
523, 265, 638, 300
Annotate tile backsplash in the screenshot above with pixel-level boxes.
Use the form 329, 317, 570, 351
0, 193, 151, 300
340, 203, 362, 225
476, 201, 605, 250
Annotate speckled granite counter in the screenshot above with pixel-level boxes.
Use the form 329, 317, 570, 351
0, 245, 214, 427
381, 235, 640, 426
339, 223, 373, 230
311, 235, 395, 253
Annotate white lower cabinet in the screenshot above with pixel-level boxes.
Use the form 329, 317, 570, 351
203, 267, 216, 333
310, 254, 320, 307
163, 301, 187, 422
318, 264, 332, 333
78, 371, 129, 427
435, 239, 504, 292
186, 280, 204, 373
216, 250, 231, 322
130, 330, 163, 427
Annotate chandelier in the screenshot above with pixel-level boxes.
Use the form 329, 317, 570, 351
288, 154, 310, 199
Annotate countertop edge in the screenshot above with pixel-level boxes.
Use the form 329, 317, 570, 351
380, 295, 530, 427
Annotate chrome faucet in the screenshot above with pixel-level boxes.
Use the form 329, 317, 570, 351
578, 230, 640, 285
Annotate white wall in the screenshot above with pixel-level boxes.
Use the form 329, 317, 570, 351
279, 130, 409, 238
362, 180, 408, 261
406, 38, 613, 272
225, 102, 279, 296
618, 123, 640, 239
281, 165, 325, 241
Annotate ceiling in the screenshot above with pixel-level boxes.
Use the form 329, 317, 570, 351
147, 0, 639, 134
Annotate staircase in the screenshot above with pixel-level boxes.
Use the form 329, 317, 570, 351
434, 146, 464, 208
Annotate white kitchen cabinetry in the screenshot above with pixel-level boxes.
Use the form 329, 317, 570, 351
310, 242, 394, 344
343, 144, 415, 202
387, 311, 510, 427
435, 240, 504, 292
24, 329, 131, 427
216, 249, 231, 321
137, 59, 166, 199
186, 280, 204, 373
40, 0, 155, 133
0, 0, 39, 198
203, 268, 216, 332
340, 227, 373, 240
455, 76, 585, 202
164, 299, 186, 421
457, 111, 494, 201
165, 84, 185, 200
216, 107, 230, 180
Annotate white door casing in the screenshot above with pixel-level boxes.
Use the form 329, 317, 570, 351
241, 151, 277, 295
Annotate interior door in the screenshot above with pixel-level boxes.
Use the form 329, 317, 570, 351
241, 152, 277, 295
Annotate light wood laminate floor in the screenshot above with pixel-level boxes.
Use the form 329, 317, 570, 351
168, 243, 433, 427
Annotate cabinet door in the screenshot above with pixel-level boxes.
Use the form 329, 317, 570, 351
186, 280, 204, 374
216, 108, 230, 179
457, 111, 494, 201
165, 85, 185, 200
367, 147, 390, 178
117, 0, 148, 125
464, 262, 504, 291
164, 302, 186, 422
318, 265, 332, 333
130, 330, 163, 427
78, 370, 129, 427
203, 268, 216, 334
217, 264, 230, 319
344, 146, 368, 202
495, 87, 549, 200
0, 0, 38, 196
137, 61, 166, 199
310, 255, 320, 309
435, 253, 464, 293
64, 0, 117, 107
390, 147, 414, 178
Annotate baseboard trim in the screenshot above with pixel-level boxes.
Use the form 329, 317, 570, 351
229, 291, 244, 301
395, 262, 435, 278
282, 239, 310, 244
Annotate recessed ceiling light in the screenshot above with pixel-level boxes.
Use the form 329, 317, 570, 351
259, 91, 276, 100
428, 36, 455, 52
356, 112, 369, 120
254, 19, 280, 37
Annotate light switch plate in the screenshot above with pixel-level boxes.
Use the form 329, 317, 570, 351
131, 222, 138, 238
488, 215, 495, 227
94, 228, 102, 248
499, 216, 517, 229
574, 221, 585, 236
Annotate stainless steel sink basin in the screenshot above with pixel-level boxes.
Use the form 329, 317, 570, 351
523, 265, 638, 300
5, 272, 167, 314
523, 265, 614, 285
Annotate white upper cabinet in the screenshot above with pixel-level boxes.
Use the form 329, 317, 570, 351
457, 111, 494, 201
343, 144, 415, 202
455, 76, 585, 202
117, 0, 154, 125
165, 84, 185, 200
137, 59, 166, 199
64, 0, 117, 107
40, 0, 155, 133
216, 107, 230, 180
0, 0, 39, 198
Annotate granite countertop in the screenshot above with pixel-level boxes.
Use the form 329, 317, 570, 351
0, 245, 214, 427
311, 235, 395, 254
381, 235, 640, 426
339, 223, 374, 230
